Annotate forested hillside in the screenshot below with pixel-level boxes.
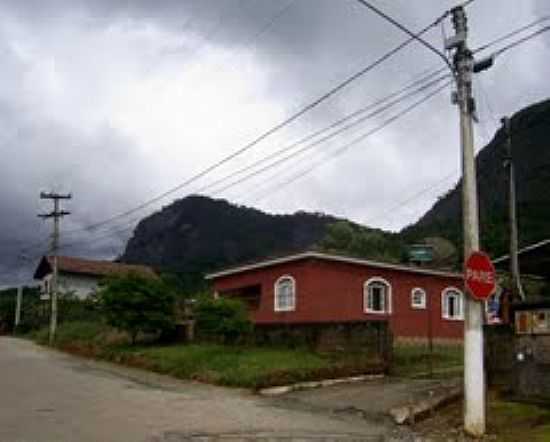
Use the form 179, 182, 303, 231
401, 98, 550, 259
121, 99, 550, 288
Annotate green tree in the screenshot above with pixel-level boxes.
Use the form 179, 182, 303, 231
99, 273, 175, 344
194, 296, 253, 345
0, 287, 44, 333
320, 221, 403, 263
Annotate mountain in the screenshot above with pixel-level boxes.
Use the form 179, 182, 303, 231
401, 98, 550, 259
121, 196, 403, 290
120, 98, 550, 289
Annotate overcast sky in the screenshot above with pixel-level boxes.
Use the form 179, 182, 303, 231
1, 0, 549, 286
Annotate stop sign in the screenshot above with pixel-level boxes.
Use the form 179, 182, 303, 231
465, 251, 496, 301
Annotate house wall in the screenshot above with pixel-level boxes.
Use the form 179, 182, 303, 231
58, 273, 99, 300
212, 258, 464, 342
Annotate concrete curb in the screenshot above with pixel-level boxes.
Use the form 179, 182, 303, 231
258, 374, 385, 396
389, 385, 463, 425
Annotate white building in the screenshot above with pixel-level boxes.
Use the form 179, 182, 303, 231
33, 256, 156, 300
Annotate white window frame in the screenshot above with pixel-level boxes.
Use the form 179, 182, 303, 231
441, 287, 464, 321
364, 277, 392, 315
274, 275, 296, 312
411, 287, 427, 309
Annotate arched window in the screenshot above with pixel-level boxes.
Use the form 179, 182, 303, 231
274, 276, 296, 312
442, 288, 464, 320
411, 288, 427, 309
364, 277, 392, 314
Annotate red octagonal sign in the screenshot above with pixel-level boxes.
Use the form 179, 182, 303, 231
465, 251, 496, 301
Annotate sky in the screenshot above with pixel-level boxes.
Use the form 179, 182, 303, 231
1, 0, 549, 286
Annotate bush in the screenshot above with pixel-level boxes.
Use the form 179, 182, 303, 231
194, 297, 253, 344
31, 320, 113, 348
99, 273, 176, 344
52, 321, 107, 346
58, 293, 102, 324
32, 326, 51, 345
0, 286, 45, 333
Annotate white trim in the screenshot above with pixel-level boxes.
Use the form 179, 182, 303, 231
441, 287, 464, 321
205, 251, 462, 280
274, 275, 296, 312
363, 277, 392, 315
411, 287, 427, 309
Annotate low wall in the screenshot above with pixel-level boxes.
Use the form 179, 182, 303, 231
254, 320, 392, 361
485, 324, 550, 401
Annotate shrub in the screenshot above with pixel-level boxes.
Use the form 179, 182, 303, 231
53, 321, 106, 346
0, 286, 45, 333
99, 273, 176, 344
58, 293, 102, 324
32, 326, 51, 345
194, 297, 253, 344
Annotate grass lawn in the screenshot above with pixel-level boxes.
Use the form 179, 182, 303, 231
29, 321, 384, 389
392, 344, 464, 378
489, 400, 550, 441
415, 393, 550, 441
110, 343, 385, 388
115, 344, 332, 388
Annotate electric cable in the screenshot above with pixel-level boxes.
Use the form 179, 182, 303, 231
352, 0, 453, 71
246, 82, 450, 205
61, 10, 450, 235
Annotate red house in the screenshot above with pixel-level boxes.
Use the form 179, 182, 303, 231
206, 251, 465, 343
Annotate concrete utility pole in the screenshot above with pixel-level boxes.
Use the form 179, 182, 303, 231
448, 6, 486, 437
502, 117, 525, 301
38, 192, 71, 345
14, 286, 22, 330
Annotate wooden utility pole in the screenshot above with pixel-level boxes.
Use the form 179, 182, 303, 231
38, 192, 71, 345
502, 117, 525, 300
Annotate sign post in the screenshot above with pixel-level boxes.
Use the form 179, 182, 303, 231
465, 251, 497, 301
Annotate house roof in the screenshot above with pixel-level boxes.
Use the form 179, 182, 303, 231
33, 256, 157, 280
493, 238, 550, 279
205, 251, 462, 281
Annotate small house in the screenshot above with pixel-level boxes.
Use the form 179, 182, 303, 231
33, 256, 156, 300
206, 251, 465, 344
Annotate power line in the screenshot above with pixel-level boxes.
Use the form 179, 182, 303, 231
201, 75, 451, 197
493, 25, 550, 57
42, 78, 451, 255
57, 71, 450, 250
53, 18, 550, 238
473, 16, 550, 54
361, 114, 550, 228
10, 18, 550, 258
62, 10, 449, 235
364, 171, 459, 226
352, 0, 453, 71
59, 69, 449, 239
245, 81, 450, 205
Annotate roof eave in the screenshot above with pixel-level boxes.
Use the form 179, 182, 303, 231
205, 251, 462, 280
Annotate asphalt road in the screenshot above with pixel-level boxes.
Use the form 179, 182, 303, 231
0, 337, 392, 442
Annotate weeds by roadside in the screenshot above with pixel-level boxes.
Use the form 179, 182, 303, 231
29, 320, 385, 389
392, 344, 463, 379
413, 392, 550, 441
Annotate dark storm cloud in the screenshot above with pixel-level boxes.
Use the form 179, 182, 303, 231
0, 0, 549, 286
